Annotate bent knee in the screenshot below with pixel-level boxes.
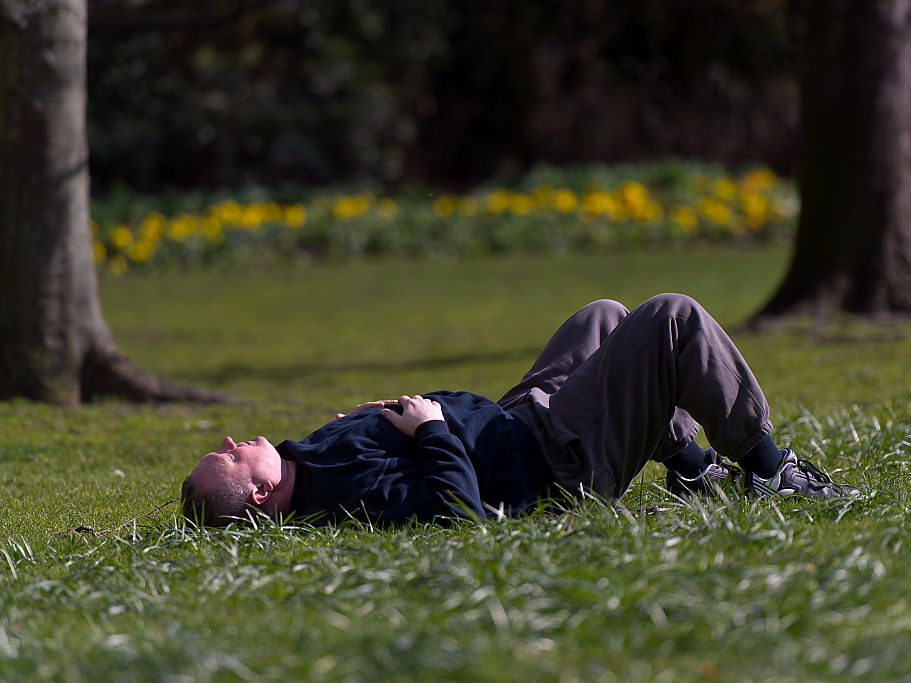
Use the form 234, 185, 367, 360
583, 299, 630, 333
643, 292, 705, 318
585, 298, 629, 318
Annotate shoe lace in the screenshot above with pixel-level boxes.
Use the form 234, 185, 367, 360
795, 458, 833, 484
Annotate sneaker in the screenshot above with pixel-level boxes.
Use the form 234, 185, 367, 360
666, 462, 743, 497
744, 450, 860, 498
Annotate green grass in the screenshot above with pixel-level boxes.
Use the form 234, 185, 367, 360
3, 245, 911, 681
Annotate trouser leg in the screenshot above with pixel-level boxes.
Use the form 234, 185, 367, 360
499, 298, 699, 463
498, 299, 629, 408
541, 293, 772, 497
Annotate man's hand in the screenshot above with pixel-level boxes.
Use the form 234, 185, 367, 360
335, 400, 398, 420
381, 395, 444, 437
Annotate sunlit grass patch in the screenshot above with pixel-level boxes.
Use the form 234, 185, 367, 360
3, 252, 911, 680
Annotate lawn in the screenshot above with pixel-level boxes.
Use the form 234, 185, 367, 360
2, 245, 911, 681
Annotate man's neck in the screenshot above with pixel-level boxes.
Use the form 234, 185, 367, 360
266, 458, 297, 516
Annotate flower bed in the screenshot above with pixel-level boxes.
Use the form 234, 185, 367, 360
91, 162, 797, 274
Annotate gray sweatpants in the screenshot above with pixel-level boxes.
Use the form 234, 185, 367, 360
498, 293, 773, 498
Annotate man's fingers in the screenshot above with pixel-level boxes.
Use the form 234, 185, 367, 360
337, 399, 401, 420
397, 394, 432, 405
354, 401, 383, 411
380, 407, 402, 425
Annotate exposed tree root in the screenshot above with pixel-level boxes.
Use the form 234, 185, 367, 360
81, 347, 230, 404
744, 292, 911, 337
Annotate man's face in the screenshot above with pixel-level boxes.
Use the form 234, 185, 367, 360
191, 436, 282, 500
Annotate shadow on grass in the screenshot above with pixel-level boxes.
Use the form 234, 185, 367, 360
181, 346, 544, 385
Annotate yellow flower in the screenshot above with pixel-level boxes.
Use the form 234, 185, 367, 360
433, 196, 456, 217
140, 212, 166, 242
168, 214, 197, 242
617, 182, 662, 222
639, 199, 664, 223
581, 191, 621, 220
552, 189, 578, 213
619, 181, 648, 206
715, 177, 737, 201
92, 241, 107, 263
332, 194, 371, 220
283, 205, 307, 227
127, 240, 155, 263
739, 168, 778, 192
240, 204, 264, 229
485, 189, 511, 214
739, 192, 769, 230
508, 194, 533, 215
90, 219, 99, 237
109, 253, 127, 276
109, 225, 132, 250
671, 206, 698, 235
697, 197, 731, 226
213, 200, 242, 224
377, 198, 398, 219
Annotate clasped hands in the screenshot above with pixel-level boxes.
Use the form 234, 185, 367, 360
335, 395, 444, 437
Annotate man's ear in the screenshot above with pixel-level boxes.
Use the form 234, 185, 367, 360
250, 480, 274, 506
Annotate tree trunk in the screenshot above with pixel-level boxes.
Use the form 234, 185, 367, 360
753, 0, 911, 323
0, 0, 222, 405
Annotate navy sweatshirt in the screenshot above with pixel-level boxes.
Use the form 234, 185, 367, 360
275, 390, 554, 525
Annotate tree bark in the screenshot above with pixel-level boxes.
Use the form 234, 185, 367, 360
0, 0, 222, 405
753, 0, 911, 323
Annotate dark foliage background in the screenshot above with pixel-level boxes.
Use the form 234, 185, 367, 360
87, 0, 795, 193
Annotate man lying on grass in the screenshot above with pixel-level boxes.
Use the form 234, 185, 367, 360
181, 293, 859, 527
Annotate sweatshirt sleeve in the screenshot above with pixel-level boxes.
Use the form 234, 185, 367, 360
363, 420, 485, 523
